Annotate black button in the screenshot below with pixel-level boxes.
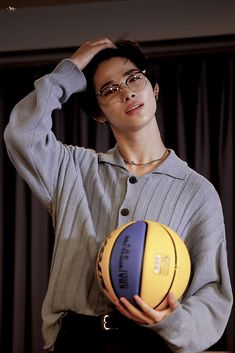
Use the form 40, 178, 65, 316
129, 176, 137, 184
121, 208, 129, 216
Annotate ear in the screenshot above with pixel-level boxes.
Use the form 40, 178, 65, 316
153, 83, 159, 99
92, 115, 108, 124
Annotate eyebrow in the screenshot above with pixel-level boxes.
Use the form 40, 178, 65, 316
98, 68, 139, 91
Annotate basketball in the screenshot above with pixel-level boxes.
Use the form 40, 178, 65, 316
96, 220, 191, 310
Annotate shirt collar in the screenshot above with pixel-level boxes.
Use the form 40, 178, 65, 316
98, 145, 188, 180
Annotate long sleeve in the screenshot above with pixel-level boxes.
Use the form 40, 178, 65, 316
4, 59, 87, 211
147, 185, 233, 353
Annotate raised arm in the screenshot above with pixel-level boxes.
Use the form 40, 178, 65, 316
4, 38, 114, 211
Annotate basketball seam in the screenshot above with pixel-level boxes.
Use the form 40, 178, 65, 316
138, 221, 148, 299
153, 226, 178, 309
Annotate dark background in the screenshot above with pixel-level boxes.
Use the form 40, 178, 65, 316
0, 1, 234, 352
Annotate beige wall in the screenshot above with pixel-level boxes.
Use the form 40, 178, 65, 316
0, 0, 235, 52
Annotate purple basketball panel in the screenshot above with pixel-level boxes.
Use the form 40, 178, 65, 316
110, 221, 147, 304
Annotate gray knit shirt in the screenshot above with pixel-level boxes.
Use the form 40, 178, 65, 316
4, 59, 233, 353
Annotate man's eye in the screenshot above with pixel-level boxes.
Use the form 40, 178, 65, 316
103, 86, 119, 96
129, 74, 142, 82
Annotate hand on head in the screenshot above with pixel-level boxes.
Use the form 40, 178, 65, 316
70, 37, 116, 70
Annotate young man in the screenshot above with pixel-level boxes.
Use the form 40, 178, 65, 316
4, 38, 233, 352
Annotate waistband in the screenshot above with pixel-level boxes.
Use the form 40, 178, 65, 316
56, 311, 171, 353
62, 311, 133, 332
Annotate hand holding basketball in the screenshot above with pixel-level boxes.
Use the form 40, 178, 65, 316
114, 292, 178, 325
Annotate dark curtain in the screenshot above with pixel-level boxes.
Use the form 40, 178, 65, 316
0, 38, 234, 353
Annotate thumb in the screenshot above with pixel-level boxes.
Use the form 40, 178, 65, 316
167, 292, 178, 311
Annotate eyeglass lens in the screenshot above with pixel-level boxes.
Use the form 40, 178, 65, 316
98, 72, 147, 102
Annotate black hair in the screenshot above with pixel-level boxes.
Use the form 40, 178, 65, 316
77, 39, 158, 119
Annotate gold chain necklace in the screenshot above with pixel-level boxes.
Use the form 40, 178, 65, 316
123, 149, 169, 166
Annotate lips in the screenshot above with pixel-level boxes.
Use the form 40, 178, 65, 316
126, 102, 144, 114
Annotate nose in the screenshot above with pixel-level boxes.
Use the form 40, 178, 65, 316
123, 90, 136, 102
119, 84, 136, 102
123, 92, 136, 102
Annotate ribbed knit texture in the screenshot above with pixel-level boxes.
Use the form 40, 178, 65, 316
4, 59, 233, 353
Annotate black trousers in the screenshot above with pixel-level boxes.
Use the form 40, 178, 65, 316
53, 311, 171, 353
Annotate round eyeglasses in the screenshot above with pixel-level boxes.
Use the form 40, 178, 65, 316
96, 70, 147, 104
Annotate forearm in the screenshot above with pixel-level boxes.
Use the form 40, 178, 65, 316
4, 59, 86, 149
150, 241, 233, 353
4, 59, 86, 208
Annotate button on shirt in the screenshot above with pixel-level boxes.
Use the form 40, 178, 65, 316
129, 176, 137, 184
119, 177, 137, 216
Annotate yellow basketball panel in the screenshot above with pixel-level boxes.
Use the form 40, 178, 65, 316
160, 224, 191, 300
140, 220, 176, 308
